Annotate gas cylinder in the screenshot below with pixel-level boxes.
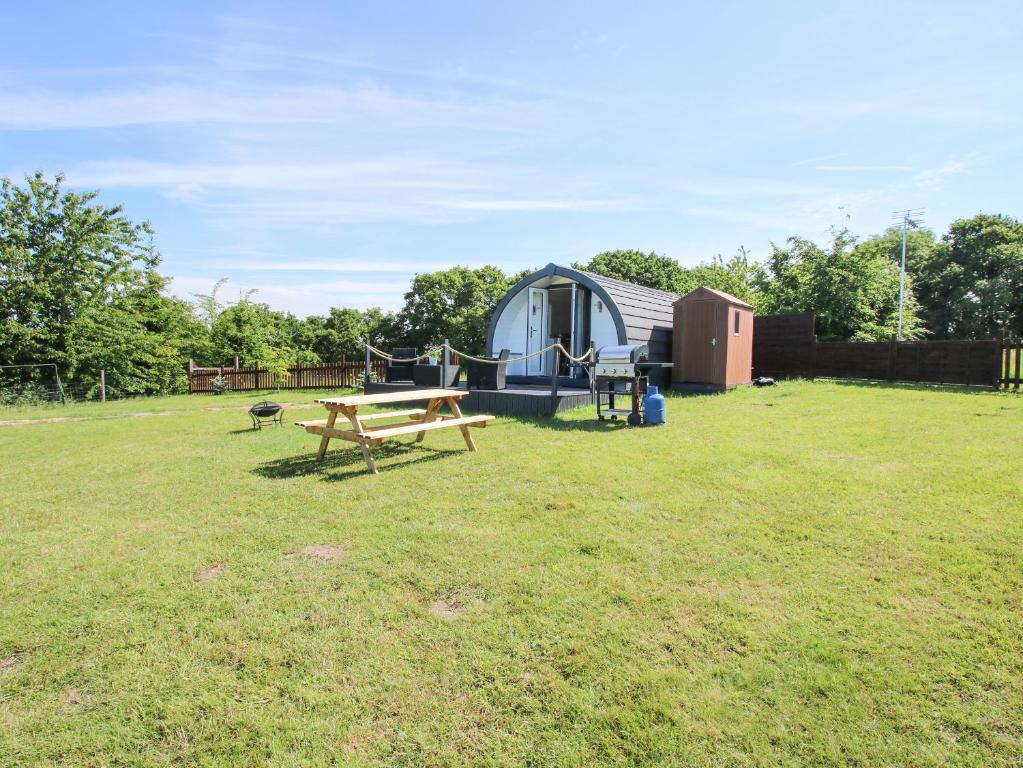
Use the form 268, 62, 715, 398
643, 385, 666, 425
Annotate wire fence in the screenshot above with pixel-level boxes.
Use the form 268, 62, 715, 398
0, 381, 162, 407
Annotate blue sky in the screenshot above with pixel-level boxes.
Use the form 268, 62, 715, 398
2, 1, 1020, 315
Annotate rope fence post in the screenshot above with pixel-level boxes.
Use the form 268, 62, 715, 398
364, 338, 372, 387
442, 338, 449, 389
550, 347, 560, 398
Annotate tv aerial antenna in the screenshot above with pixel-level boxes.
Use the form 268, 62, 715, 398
891, 208, 925, 340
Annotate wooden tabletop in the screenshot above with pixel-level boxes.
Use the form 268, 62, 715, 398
316, 389, 467, 408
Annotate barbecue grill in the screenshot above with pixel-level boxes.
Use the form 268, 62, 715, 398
594, 344, 672, 425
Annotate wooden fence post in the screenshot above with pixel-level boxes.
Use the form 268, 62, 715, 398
100, 369, 106, 402
998, 331, 1006, 390
1010, 337, 1018, 392
1002, 331, 1010, 390
364, 339, 372, 387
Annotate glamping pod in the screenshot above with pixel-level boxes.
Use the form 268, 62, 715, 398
671, 287, 754, 391
486, 264, 678, 386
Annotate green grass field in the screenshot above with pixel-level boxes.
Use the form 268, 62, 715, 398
1, 382, 1021, 767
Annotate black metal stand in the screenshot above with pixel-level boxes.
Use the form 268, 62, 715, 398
249, 402, 284, 430
596, 375, 647, 424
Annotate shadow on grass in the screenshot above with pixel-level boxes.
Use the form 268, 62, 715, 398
525, 414, 631, 432
826, 378, 1006, 396
253, 441, 460, 480
228, 425, 290, 435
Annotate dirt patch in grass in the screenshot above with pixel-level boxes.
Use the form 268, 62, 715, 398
871, 461, 906, 472
0, 411, 179, 427
196, 563, 224, 582
59, 687, 89, 709
0, 402, 315, 427
285, 544, 345, 561
0, 655, 20, 674
430, 597, 464, 620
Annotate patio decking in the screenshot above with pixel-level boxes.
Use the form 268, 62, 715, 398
363, 381, 596, 417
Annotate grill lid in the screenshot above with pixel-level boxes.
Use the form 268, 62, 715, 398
597, 344, 649, 364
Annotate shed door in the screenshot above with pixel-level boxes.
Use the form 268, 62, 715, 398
682, 301, 725, 384
526, 287, 548, 375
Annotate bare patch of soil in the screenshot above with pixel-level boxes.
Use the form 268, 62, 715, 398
196, 563, 224, 582
0, 655, 20, 674
285, 544, 344, 561
872, 461, 906, 472
0, 401, 317, 427
59, 687, 89, 708
0, 411, 177, 426
430, 597, 464, 620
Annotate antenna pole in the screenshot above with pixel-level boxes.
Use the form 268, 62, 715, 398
891, 207, 925, 342
898, 214, 907, 341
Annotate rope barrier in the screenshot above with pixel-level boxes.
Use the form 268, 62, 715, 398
365, 341, 595, 366
446, 343, 594, 365
365, 344, 446, 363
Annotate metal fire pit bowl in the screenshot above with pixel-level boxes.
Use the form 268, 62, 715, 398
248, 401, 284, 430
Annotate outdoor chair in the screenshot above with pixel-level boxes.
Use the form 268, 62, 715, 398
412, 361, 461, 388
385, 347, 417, 382
464, 349, 511, 390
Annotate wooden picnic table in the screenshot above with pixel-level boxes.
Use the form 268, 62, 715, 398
296, 389, 494, 474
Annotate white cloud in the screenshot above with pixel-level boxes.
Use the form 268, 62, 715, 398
812, 164, 917, 173
214, 257, 481, 273
435, 198, 629, 212
0, 82, 539, 131
912, 155, 979, 190
771, 93, 1006, 124
168, 274, 407, 314
66, 157, 479, 196
51, 157, 631, 226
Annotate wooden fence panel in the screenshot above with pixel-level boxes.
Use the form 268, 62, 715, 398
753, 312, 1006, 388
816, 341, 889, 380
188, 361, 386, 393
752, 313, 817, 379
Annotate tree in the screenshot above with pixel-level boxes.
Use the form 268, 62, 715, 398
0, 172, 201, 394
689, 248, 763, 306
208, 299, 287, 366
68, 270, 208, 395
306, 307, 397, 361
573, 250, 696, 294
756, 228, 924, 341
913, 214, 1023, 338
391, 266, 516, 354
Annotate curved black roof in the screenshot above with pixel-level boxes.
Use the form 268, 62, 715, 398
486, 263, 679, 360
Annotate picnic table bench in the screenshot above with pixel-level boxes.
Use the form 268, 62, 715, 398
296, 389, 494, 474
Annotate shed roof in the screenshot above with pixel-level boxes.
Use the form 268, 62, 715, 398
675, 286, 753, 309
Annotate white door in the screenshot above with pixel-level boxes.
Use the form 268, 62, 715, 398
526, 287, 548, 375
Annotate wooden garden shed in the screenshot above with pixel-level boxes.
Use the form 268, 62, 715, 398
672, 287, 754, 391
